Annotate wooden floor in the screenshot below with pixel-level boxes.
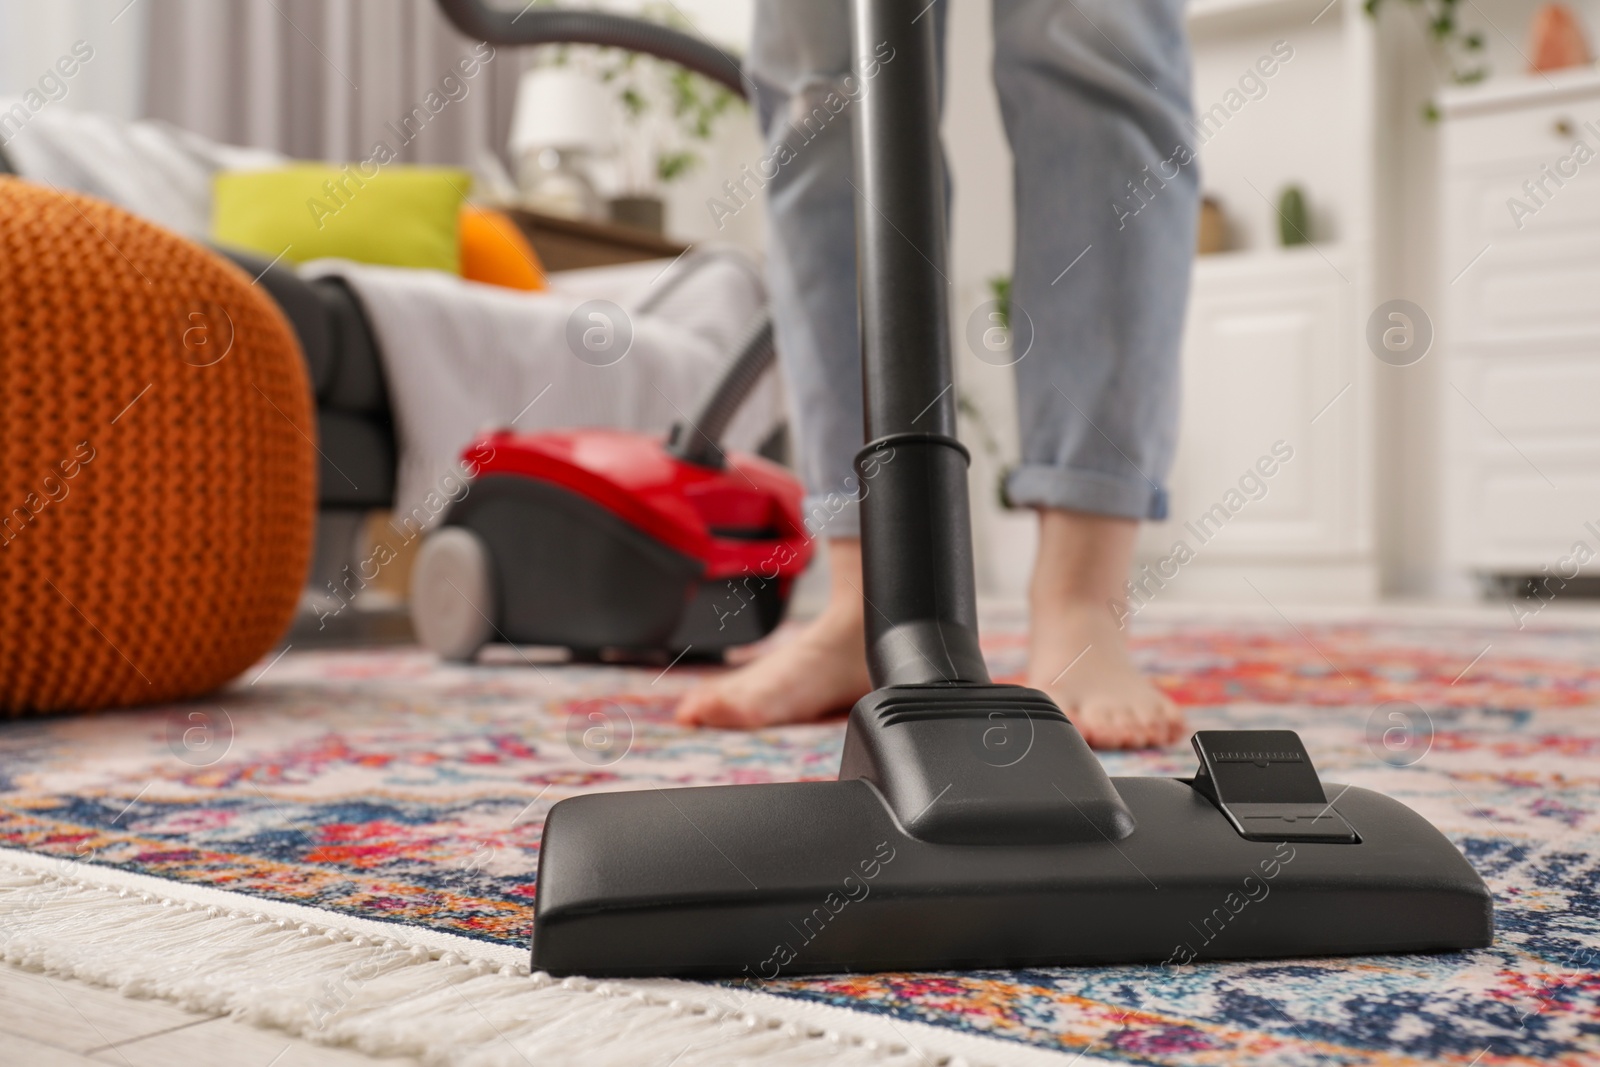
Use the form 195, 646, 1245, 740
0, 963, 413, 1066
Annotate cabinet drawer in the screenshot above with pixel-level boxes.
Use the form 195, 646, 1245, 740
1469, 245, 1600, 342
1445, 356, 1600, 568
1448, 465, 1600, 570
1444, 95, 1600, 168
1446, 222, 1600, 347
1451, 162, 1600, 241
1475, 354, 1600, 438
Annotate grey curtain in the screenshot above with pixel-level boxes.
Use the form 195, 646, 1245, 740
143, 0, 528, 167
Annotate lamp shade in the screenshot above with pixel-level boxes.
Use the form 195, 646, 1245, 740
509, 66, 616, 156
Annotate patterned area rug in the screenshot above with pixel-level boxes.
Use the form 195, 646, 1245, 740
2, 610, 1598, 1065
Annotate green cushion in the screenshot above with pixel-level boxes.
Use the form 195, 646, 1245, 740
212, 164, 472, 274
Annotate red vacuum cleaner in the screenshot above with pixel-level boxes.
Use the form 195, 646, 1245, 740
409, 314, 814, 662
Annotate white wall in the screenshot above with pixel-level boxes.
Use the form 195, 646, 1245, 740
1459, 0, 1600, 80
0, 0, 147, 119
1374, 2, 1449, 597
665, 0, 751, 47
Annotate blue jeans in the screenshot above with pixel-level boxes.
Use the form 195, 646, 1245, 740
748, 0, 1196, 535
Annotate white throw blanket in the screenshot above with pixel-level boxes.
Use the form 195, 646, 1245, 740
3, 107, 779, 523
304, 252, 773, 521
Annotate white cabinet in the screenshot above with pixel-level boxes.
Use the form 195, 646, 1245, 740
1438, 69, 1600, 576
1163, 249, 1362, 557
1131, 0, 1378, 602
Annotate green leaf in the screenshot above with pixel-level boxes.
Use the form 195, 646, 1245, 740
988, 274, 1012, 331
657, 150, 701, 183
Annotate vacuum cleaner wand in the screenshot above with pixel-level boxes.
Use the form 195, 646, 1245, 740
850, 0, 989, 689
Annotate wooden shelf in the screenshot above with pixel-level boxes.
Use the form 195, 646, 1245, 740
499, 205, 689, 272
1188, 0, 1342, 31
1194, 242, 1348, 271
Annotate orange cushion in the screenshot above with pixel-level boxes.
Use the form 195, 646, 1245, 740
458, 205, 546, 291
0, 178, 315, 714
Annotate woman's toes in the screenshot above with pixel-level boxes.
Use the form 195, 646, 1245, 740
673, 691, 715, 726
1071, 702, 1124, 748
1129, 704, 1167, 747
670, 609, 873, 729
1112, 710, 1145, 749
1072, 700, 1183, 750
1153, 697, 1186, 745
1110, 705, 1142, 748
676, 687, 758, 729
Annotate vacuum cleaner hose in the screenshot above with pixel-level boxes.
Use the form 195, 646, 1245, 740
433, 0, 748, 99
666, 310, 774, 468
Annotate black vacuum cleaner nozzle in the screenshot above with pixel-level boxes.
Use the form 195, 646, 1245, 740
531, 701, 1490, 977
434, 0, 1493, 978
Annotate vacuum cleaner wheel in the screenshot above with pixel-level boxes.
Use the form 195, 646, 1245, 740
411, 527, 497, 661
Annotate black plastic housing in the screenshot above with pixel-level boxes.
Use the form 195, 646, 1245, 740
444, 475, 781, 653
1190, 730, 1361, 843
839, 685, 1134, 844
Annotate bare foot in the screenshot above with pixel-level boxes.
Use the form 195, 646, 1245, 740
1027, 509, 1185, 750
1029, 600, 1183, 749
675, 539, 872, 728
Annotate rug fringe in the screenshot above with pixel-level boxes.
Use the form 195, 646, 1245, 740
0, 854, 1059, 1067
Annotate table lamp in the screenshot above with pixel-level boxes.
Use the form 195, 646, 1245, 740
508, 66, 615, 219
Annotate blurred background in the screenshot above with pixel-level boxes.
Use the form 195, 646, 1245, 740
6, 0, 1600, 622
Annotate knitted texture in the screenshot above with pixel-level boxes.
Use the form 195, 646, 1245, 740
0, 178, 315, 714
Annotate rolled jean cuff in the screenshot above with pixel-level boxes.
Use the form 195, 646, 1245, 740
800, 492, 862, 539
1005, 464, 1169, 522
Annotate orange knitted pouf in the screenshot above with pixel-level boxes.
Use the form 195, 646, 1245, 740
0, 179, 315, 714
